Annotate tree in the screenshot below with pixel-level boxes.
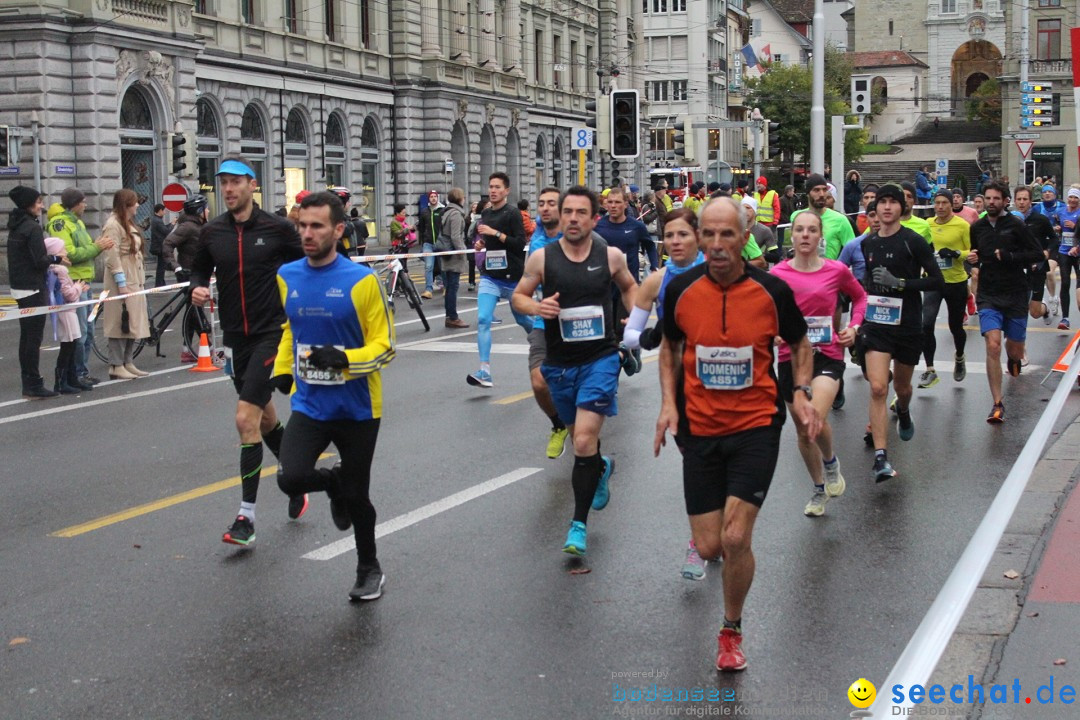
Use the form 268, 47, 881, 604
966, 77, 1001, 127
745, 46, 872, 168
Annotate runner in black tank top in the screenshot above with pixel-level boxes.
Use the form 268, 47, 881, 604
542, 238, 617, 367
512, 186, 638, 558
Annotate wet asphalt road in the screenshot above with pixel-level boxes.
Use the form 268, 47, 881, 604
2, 291, 1079, 719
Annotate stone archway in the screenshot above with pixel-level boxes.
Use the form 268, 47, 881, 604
505, 128, 522, 195
951, 40, 1001, 115
965, 72, 990, 96
479, 124, 497, 191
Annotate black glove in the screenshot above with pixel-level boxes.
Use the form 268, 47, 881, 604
307, 345, 349, 370
937, 248, 961, 260
872, 266, 903, 289
270, 374, 293, 394
639, 326, 661, 351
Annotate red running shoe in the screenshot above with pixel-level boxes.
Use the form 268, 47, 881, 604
966, 294, 976, 317
716, 627, 747, 672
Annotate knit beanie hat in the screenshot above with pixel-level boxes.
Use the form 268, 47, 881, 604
8, 185, 41, 210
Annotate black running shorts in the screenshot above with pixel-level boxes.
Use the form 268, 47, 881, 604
858, 323, 922, 367
680, 425, 781, 514
228, 331, 281, 408
777, 353, 846, 403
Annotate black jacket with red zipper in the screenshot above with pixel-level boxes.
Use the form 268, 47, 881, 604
190, 204, 304, 346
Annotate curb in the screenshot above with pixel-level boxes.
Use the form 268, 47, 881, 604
925, 418, 1080, 717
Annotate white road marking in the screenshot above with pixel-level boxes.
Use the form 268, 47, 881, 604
0, 376, 230, 426
407, 341, 529, 355
302, 466, 542, 561
0, 364, 213, 411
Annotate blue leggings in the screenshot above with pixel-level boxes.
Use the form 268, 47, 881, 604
477, 292, 533, 363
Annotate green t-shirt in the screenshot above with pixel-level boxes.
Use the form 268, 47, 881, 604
901, 215, 933, 244
928, 215, 971, 284
790, 207, 854, 259
742, 234, 763, 261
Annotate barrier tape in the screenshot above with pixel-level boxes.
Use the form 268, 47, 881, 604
0, 282, 190, 323
353, 248, 477, 263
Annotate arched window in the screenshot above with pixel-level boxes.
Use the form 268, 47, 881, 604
358, 116, 381, 236
119, 85, 159, 229
196, 97, 223, 216
239, 104, 269, 205
534, 134, 547, 191
284, 108, 310, 205
324, 113, 347, 187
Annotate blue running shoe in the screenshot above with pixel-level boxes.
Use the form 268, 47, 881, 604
466, 369, 493, 388
897, 409, 915, 441
563, 520, 587, 555
592, 456, 614, 510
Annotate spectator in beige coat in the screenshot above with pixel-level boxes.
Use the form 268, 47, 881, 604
100, 188, 150, 379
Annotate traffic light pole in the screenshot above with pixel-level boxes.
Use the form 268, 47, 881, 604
752, 122, 762, 181
830, 114, 864, 203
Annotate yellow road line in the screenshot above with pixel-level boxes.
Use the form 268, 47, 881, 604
493, 390, 534, 405
50, 453, 333, 538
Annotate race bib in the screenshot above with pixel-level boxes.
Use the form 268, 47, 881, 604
696, 345, 753, 390
867, 295, 903, 326
559, 305, 605, 342
805, 315, 833, 345
1061, 231, 1076, 255
485, 249, 508, 271
936, 255, 951, 270
296, 343, 346, 385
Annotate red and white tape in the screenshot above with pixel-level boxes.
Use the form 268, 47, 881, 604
0, 282, 190, 323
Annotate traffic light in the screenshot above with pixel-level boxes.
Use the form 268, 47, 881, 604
1020, 82, 1054, 128
171, 132, 189, 176
586, 96, 611, 154
0, 125, 8, 167
851, 75, 870, 115
767, 121, 781, 158
1022, 160, 1036, 185
610, 160, 622, 186
673, 118, 695, 160
609, 89, 640, 159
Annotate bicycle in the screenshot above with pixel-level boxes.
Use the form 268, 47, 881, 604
91, 274, 215, 362
373, 238, 429, 331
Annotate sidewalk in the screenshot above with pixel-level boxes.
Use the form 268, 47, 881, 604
928, 413, 1080, 718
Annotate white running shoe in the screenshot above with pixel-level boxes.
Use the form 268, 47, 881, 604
823, 460, 846, 497
804, 489, 829, 517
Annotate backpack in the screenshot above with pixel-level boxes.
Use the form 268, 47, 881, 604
435, 206, 463, 252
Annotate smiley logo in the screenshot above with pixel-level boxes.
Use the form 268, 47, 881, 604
848, 678, 876, 709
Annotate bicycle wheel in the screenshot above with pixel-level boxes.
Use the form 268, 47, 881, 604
399, 273, 430, 331
91, 311, 110, 363
181, 304, 213, 358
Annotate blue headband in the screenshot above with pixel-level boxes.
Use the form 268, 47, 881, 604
215, 159, 256, 178
1042, 184, 1056, 195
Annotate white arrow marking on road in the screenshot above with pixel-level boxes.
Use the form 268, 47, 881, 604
302, 466, 542, 561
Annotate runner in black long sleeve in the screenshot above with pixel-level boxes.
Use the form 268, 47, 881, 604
189, 157, 306, 545
858, 184, 944, 482
967, 182, 1046, 424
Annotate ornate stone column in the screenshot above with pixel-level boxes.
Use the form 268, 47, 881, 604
421, 0, 441, 57
449, 0, 470, 61
479, 0, 496, 66
504, 0, 522, 74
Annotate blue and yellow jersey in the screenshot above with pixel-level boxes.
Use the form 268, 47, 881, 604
274, 254, 395, 421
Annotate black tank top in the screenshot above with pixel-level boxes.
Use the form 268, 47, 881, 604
543, 239, 617, 367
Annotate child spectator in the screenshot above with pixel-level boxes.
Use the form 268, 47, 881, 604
44, 236, 91, 394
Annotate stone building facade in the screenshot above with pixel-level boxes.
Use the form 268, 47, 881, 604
0, 0, 641, 260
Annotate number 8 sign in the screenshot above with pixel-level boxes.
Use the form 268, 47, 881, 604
572, 128, 593, 150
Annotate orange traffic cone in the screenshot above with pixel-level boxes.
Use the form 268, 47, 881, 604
190, 333, 220, 373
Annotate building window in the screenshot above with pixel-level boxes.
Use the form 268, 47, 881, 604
652, 0, 667, 13
672, 0, 685, 11
888, 20, 893, 35
325, 0, 337, 42
194, 0, 207, 12
240, 104, 268, 206
650, 128, 674, 151
649, 81, 669, 102
241, 0, 254, 24
642, 0, 648, 13
284, 0, 297, 32
772, 53, 784, 64
534, 30, 543, 83
196, 98, 222, 217
1037, 19, 1061, 59
750, 18, 761, 36
672, 80, 687, 100
586, 44, 594, 92
360, 0, 371, 48
570, 40, 579, 90
553, 34, 562, 87
940, 0, 956, 12
1037, 0, 1061, 6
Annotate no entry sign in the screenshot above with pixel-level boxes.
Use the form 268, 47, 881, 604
161, 183, 189, 212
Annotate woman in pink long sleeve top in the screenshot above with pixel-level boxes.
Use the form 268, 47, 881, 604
769, 211, 867, 517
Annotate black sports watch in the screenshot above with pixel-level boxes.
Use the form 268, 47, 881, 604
795, 385, 813, 400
